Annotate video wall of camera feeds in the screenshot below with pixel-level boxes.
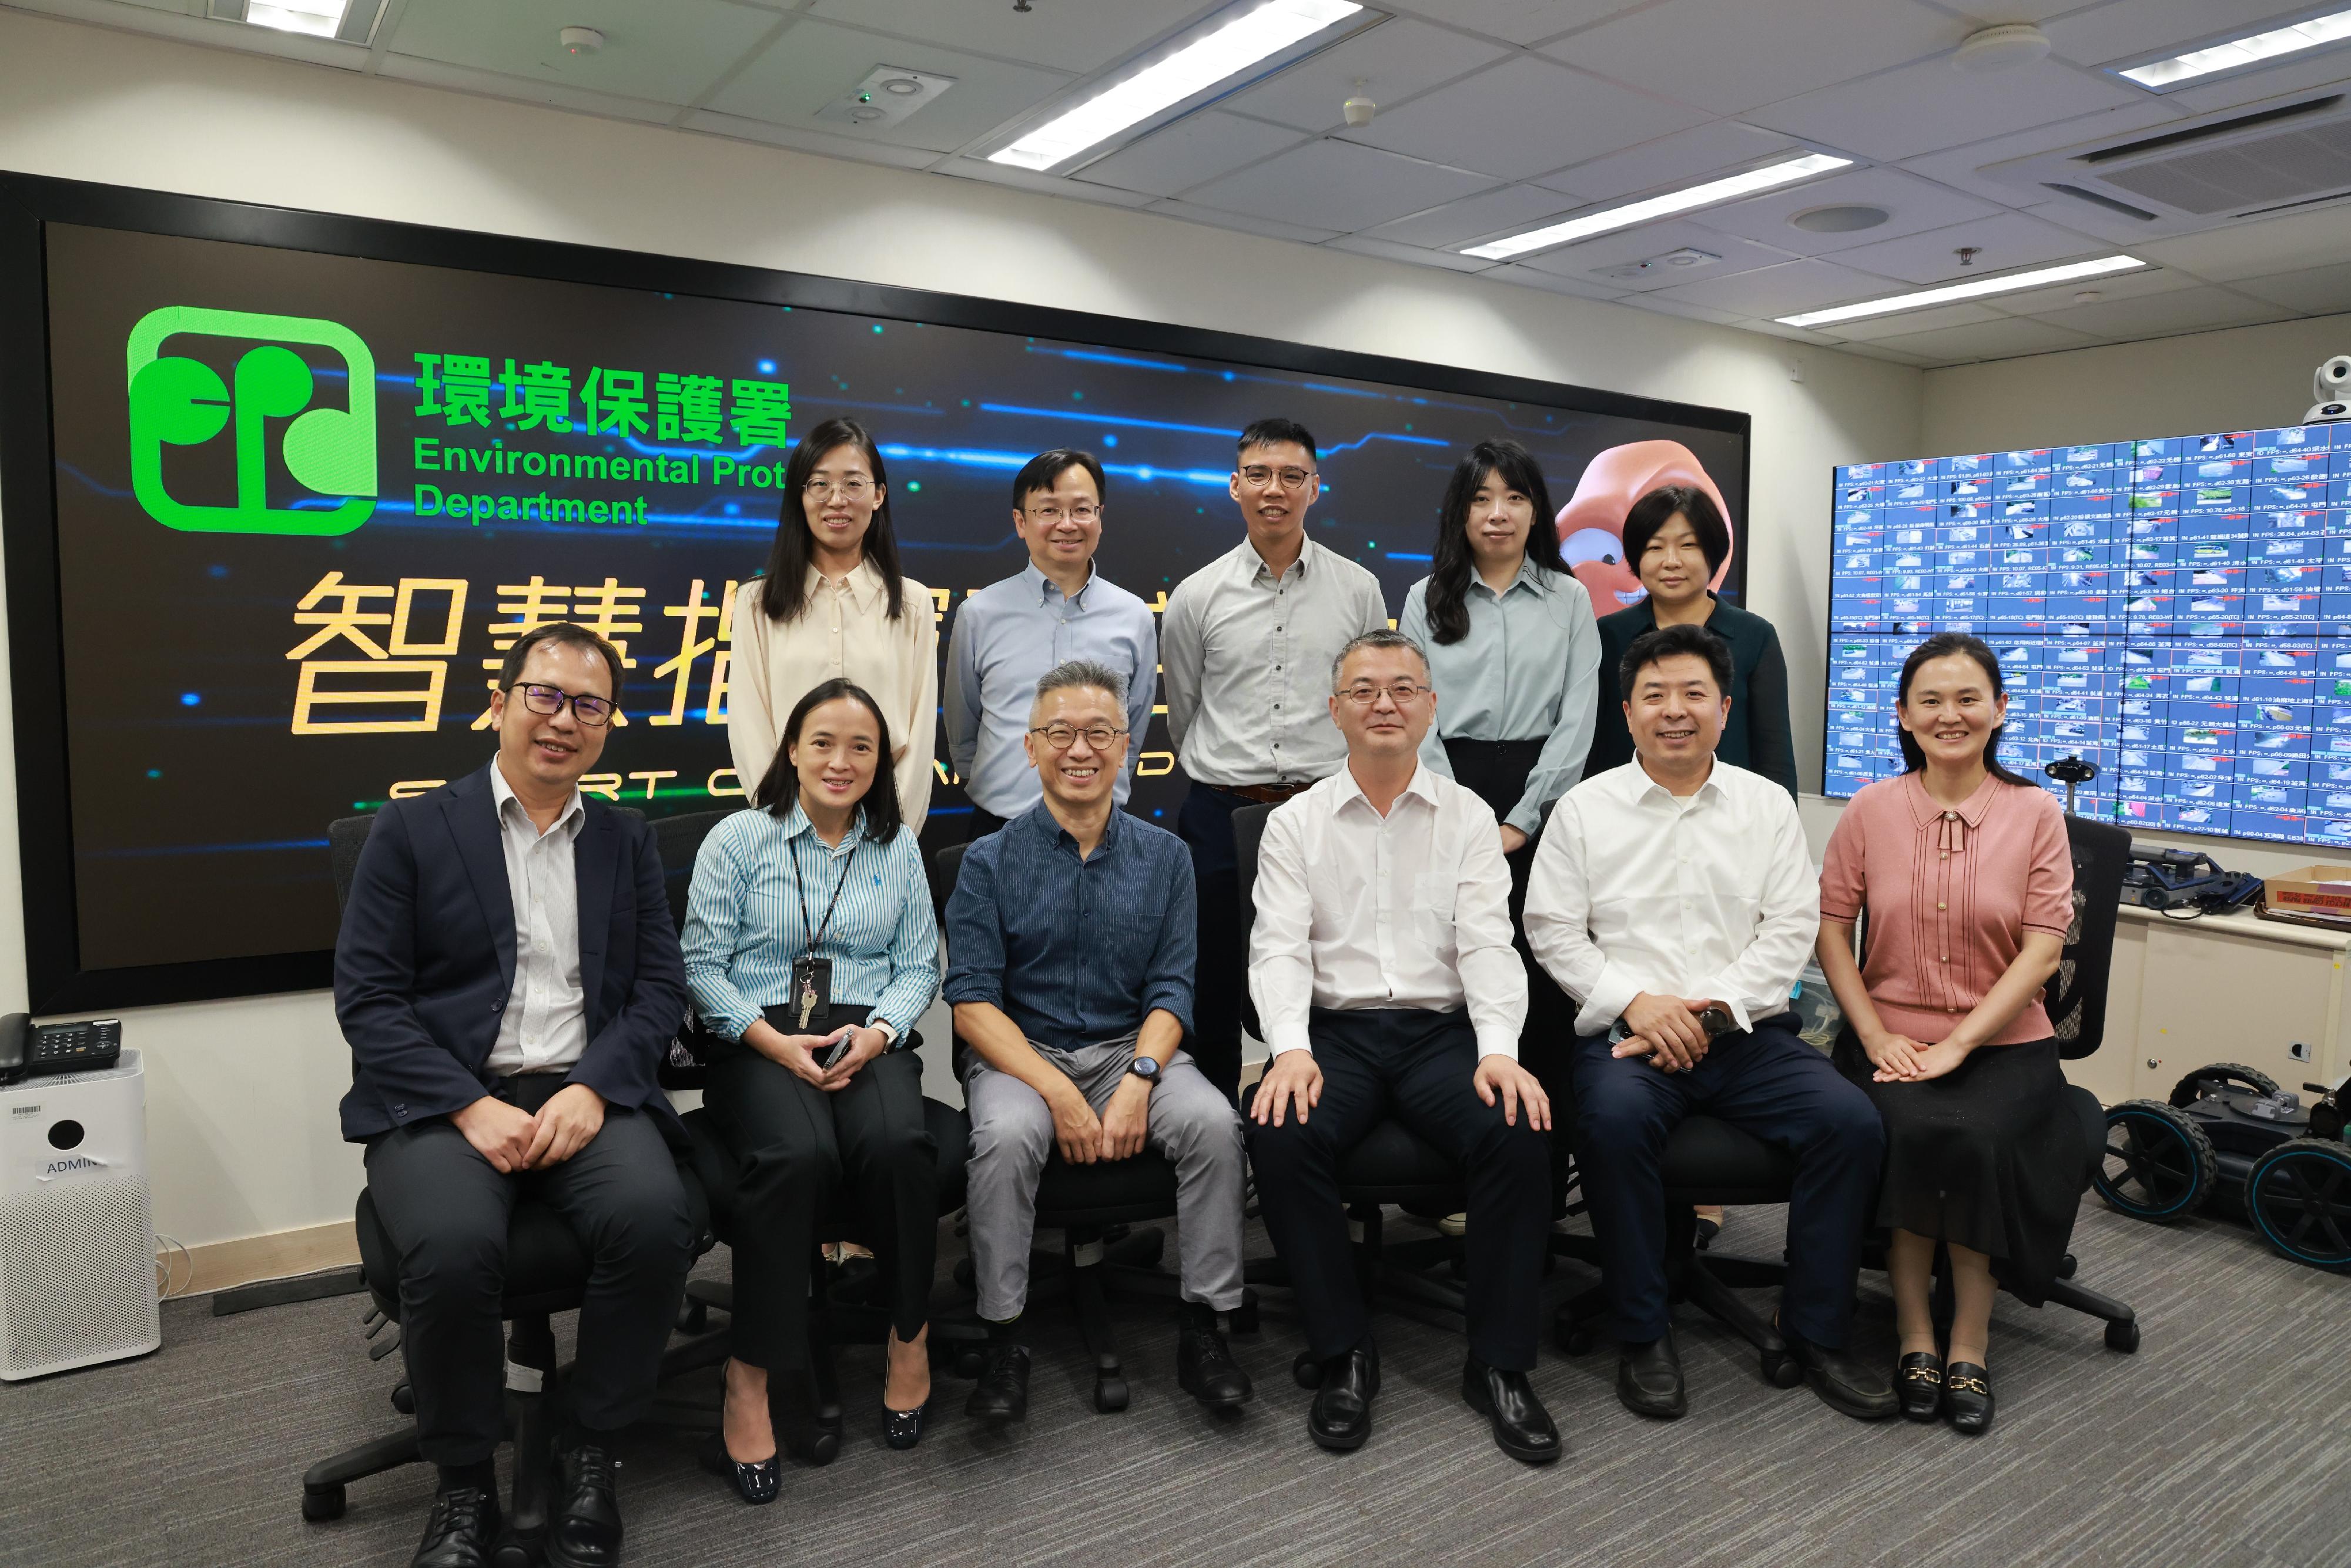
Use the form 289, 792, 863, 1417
1826, 424, 2351, 847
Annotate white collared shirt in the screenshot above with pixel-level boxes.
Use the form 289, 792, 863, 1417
486, 760, 589, 1075
1523, 757, 1819, 1038
1247, 762, 1526, 1061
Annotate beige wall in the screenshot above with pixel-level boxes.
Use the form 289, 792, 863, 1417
0, 9, 1922, 1252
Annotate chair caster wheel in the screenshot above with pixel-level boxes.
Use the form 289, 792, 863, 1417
1230, 1294, 1260, 1336
302, 1483, 346, 1523
953, 1348, 986, 1379
1094, 1373, 1129, 1413
391, 1384, 416, 1416
1761, 1348, 1803, 1389
1292, 1349, 1324, 1389
2105, 1319, 2141, 1353
679, 1299, 710, 1334
492, 1541, 533, 1568
785, 1426, 841, 1466
2057, 1254, 2078, 1281
1556, 1322, 1596, 1356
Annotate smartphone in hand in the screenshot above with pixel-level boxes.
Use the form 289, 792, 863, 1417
815, 1026, 856, 1071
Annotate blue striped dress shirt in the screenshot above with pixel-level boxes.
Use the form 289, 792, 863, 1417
681, 804, 939, 1042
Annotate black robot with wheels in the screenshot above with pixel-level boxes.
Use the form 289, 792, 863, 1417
2094, 1063, 2351, 1271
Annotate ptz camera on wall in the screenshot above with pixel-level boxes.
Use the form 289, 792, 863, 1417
2309, 355, 2351, 425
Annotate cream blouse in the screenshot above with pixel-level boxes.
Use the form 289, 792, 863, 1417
728, 561, 938, 827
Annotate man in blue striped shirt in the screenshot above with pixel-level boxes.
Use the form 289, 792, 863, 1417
945, 659, 1251, 1424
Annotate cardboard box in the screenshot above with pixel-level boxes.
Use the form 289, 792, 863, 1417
2262, 865, 2351, 920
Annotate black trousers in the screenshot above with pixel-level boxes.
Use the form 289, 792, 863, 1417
702, 1006, 937, 1370
1176, 782, 1251, 1104
362, 1074, 695, 1465
1249, 1009, 1551, 1371
1572, 1016, 1884, 1347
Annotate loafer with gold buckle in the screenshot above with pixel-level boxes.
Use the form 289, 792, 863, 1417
1942, 1362, 1994, 1436
1897, 1352, 1944, 1423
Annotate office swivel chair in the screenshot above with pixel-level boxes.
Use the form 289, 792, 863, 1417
928, 839, 1255, 1413
648, 808, 986, 1458
301, 811, 726, 1565
1551, 808, 2142, 1378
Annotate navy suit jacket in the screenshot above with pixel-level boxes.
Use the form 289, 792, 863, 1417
333, 763, 689, 1143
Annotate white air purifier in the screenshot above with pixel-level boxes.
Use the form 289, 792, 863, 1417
0, 1050, 160, 1379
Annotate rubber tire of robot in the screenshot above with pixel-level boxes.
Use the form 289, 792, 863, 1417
2167, 1061, 2281, 1109
2243, 1137, 2351, 1272
2095, 1100, 2218, 1224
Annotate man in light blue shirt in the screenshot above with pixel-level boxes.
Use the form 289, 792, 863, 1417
946, 449, 1158, 837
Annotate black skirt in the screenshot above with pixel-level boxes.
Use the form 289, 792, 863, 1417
1833, 1028, 2082, 1304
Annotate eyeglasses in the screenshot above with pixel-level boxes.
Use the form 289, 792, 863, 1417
1023, 503, 1100, 525
804, 478, 875, 500
1029, 723, 1128, 752
511, 682, 615, 728
1337, 682, 1428, 706
1238, 465, 1316, 491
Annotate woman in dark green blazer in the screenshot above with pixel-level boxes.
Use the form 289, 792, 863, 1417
1590, 485, 1799, 799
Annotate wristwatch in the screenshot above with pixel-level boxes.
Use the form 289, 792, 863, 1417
1127, 1056, 1161, 1088
1697, 1005, 1739, 1038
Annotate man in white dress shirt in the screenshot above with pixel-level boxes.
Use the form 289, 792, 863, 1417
1248, 629, 1559, 1465
1525, 622, 1893, 1425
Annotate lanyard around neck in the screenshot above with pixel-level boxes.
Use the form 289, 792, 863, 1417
793, 825, 858, 957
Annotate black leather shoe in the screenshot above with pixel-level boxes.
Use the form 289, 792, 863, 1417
412, 1485, 501, 1568
1616, 1331, 1687, 1420
1897, 1352, 1945, 1423
1462, 1358, 1563, 1465
882, 1399, 929, 1450
1307, 1342, 1379, 1453
545, 1440, 622, 1568
1942, 1362, 1995, 1436
1177, 1304, 1254, 1409
964, 1341, 1031, 1424
1782, 1328, 1899, 1421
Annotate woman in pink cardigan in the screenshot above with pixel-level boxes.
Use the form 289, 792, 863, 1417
1815, 633, 2078, 1439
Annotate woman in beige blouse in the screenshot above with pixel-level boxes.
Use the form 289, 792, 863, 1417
731, 417, 937, 827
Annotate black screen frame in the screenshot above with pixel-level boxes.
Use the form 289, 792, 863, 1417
0, 170, 1751, 1014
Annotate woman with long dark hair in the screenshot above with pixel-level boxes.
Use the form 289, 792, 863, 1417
729, 417, 938, 827
1814, 634, 2079, 1438
1589, 485, 1797, 797
1397, 438, 1599, 1088
685, 679, 942, 1499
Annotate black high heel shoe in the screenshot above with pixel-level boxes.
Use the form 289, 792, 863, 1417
1896, 1352, 1944, 1422
883, 1398, 930, 1450
1942, 1362, 1995, 1436
700, 1379, 781, 1506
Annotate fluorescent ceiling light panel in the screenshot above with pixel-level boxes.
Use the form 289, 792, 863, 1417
246, 0, 347, 36
1461, 154, 1853, 261
1777, 255, 2146, 327
990, 0, 1361, 171
2118, 7, 2351, 88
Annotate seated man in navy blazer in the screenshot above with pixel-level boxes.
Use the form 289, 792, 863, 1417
335, 622, 695, 1568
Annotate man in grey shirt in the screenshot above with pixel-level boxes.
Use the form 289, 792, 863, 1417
945, 448, 1157, 839
1161, 418, 1389, 1100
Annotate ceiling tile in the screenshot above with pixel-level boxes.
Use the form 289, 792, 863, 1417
1533, 120, 1803, 202
1144, 199, 1342, 244
2028, 282, 2296, 337
1820, 209, 2114, 284
936, 158, 1161, 206
1628, 294, 1749, 325
1814, 300, 2008, 341
2136, 205, 2351, 280
376, 53, 681, 123
1978, 259, 2201, 314
1894, 99, 2189, 205
1746, 53, 2145, 163
1864, 315, 2107, 363
1338, 54, 1706, 181
1481, 263, 1630, 300
1933, 0, 2141, 24
1224, 16, 1509, 133
676, 108, 946, 169
2229, 259, 2351, 316
1372, 0, 1655, 48
1323, 234, 1503, 272
2039, 0, 2338, 69
804, 0, 1189, 76
1364, 184, 1581, 247
1831, 340, 1940, 366
1512, 217, 1800, 291
708, 16, 1070, 154
1542, 0, 1960, 118
1070, 111, 1304, 198
1182, 138, 1498, 231
1646, 256, 1916, 316
387, 0, 780, 104
1689, 167, 2005, 256
2164, 48, 2351, 114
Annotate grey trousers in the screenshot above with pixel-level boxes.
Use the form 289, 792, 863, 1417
964, 1037, 1247, 1321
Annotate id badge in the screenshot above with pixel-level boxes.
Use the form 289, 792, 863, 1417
790, 956, 833, 1034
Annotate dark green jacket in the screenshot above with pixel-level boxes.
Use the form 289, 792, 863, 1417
1590, 595, 1799, 799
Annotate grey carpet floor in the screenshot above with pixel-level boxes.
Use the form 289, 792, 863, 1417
5, 1199, 2349, 1568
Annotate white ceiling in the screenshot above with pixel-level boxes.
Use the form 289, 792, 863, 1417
17, 0, 2351, 369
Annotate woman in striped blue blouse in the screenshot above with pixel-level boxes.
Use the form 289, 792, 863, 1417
684, 678, 942, 1501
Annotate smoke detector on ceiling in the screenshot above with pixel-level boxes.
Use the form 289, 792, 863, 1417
558, 26, 602, 56
818, 66, 957, 129
1953, 24, 2051, 73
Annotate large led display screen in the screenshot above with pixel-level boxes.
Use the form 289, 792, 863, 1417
1826, 426, 2350, 845
0, 180, 1746, 1009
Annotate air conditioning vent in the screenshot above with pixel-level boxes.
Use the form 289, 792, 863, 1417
2082, 95, 2342, 163
2100, 116, 2351, 214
